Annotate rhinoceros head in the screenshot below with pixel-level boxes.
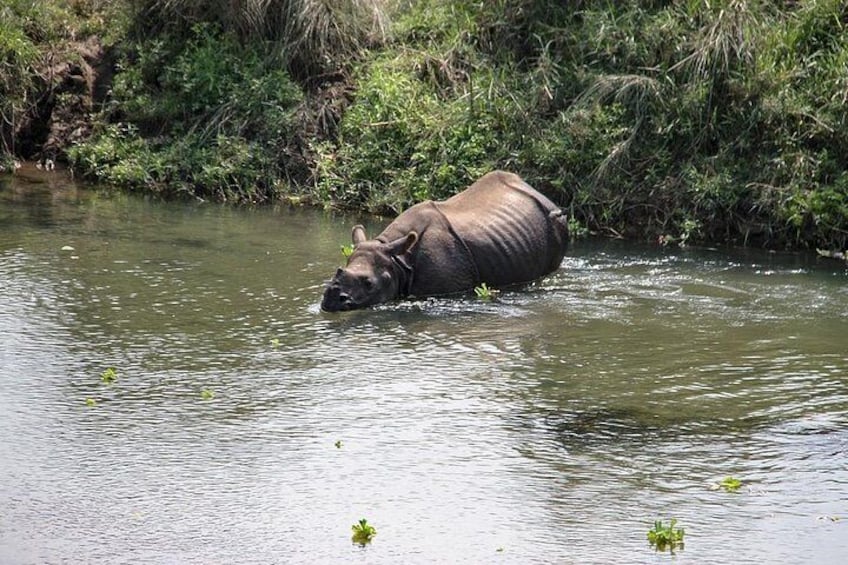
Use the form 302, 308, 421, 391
321, 225, 418, 312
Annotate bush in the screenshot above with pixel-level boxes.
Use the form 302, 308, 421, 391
313, 0, 847, 249
71, 24, 303, 202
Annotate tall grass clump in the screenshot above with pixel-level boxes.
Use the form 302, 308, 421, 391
128, 0, 387, 77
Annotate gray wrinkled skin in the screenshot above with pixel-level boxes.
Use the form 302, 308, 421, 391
321, 229, 417, 311
321, 171, 569, 312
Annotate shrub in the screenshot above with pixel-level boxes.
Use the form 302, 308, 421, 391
71, 23, 303, 202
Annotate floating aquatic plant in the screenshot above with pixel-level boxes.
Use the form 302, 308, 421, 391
200, 389, 215, 400
351, 518, 376, 544
100, 367, 117, 384
474, 282, 499, 300
647, 518, 685, 552
718, 476, 742, 492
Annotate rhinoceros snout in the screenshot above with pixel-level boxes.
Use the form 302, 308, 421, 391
321, 285, 354, 312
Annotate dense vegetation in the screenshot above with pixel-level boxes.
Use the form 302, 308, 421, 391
2, 0, 847, 250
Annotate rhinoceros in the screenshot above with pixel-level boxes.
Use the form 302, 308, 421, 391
320, 170, 569, 311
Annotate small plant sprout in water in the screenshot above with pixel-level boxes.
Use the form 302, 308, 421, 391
200, 389, 215, 400
270, 337, 281, 348
341, 243, 354, 258
335, 440, 343, 449
717, 476, 743, 492
474, 282, 499, 301
100, 367, 118, 384
351, 518, 377, 545
647, 518, 685, 552
85, 397, 97, 407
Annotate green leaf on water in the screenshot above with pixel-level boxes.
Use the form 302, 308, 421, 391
335, 440, 343, 449
341, 244, 354, 258
85, 397, 97, 407
719, 476, 743, 492
200, 389, 215, 400
100, 367, 118, 384
270, 338, 281, 348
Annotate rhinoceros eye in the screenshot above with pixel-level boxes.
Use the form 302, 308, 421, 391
360, 276, 374, 290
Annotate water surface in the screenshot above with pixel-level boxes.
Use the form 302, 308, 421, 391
1, 168, 847, 564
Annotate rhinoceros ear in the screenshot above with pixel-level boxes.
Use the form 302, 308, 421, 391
386, 231, 418, 256
352, 225, 368, 246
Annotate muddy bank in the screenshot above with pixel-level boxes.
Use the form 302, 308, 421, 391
2, 37, 115, 168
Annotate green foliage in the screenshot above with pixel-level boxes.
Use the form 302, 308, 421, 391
314, 0, 848, 249
315, 49, 500, 212
718, 476, 743, 492
130, 0, 387, 77
200, 389, 215, 400
647, 518, 685, 552
70, 24, 303, 202
100, 366, 118, 384
351, 518, 376, 544
85, 397, 98, 407
341, 243, 354, 258
474, 282, 499, 301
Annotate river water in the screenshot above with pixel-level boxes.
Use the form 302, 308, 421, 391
1, 167, 846, 564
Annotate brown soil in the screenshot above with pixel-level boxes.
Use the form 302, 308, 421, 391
11, 36, 115, 166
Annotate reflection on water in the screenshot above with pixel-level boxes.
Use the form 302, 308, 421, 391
1, 168, 847, 564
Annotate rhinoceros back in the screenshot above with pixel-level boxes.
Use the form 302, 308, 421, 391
437, 171, 568, 287
377, 170, 567, 296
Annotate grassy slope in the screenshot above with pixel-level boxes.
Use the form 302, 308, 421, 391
3, 0, 847, 250
321, 0, 848, 249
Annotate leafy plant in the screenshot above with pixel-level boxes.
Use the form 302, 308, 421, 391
200, 389, 215, 400
100, 367, 118, 384
718, 476, 743, 492
567, 216, 588, 239
85, 397, 97, 407
351, 518, 377, 544
341, 243, 354, 258
474, 282, 499, 301
335, 440, 343, 448
647, 518, 685, 552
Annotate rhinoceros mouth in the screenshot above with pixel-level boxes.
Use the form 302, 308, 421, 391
321, 285, 357, 312
321, 299, 354, 312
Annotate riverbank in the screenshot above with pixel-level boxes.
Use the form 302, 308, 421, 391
2, 1, 846, 250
